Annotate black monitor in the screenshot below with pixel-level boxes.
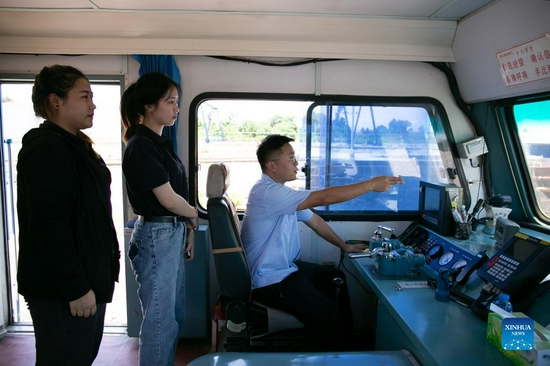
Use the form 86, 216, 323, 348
418, 181, 462, 236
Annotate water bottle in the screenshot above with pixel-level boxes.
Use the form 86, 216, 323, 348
492, 293, 513, 313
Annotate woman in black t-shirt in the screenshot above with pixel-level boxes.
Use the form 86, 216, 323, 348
121, 72, 198, 366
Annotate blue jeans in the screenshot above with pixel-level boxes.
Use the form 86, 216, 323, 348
128, 218, 186, 366
26, 298, 106, 366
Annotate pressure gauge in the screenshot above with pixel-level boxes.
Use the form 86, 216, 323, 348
451, 259, 468, 270
427, 244, 443, 259
438, 252, 454, 266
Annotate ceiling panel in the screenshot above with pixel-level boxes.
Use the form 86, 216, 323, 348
0, 0, 496, 20
0, 0, 497, 59
93, 0, 450, 18
0, 0, 95, 9
432, 0, 495, 19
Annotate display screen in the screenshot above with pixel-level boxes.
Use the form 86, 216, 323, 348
424, 186, 440, 212
503, 238, 540, 262
419, 181, 459, 236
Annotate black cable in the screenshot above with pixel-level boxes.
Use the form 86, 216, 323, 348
428, 62, 495, 208
208, 56, 343, 67
469, 154, 487, 168
340, 255, 376, 296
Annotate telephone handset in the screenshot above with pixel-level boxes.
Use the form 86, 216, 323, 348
455, 251, 488, 285
476, 232, 550, 303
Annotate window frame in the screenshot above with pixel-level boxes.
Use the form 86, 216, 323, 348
189, 92, 465, 222
495, 92, 550, 225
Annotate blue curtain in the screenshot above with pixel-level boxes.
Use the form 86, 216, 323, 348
132, 55, 181, 153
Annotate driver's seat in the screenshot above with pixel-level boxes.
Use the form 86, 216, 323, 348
206, 163, 306, 352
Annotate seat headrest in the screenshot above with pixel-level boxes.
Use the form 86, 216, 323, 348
206, 163, 230, 199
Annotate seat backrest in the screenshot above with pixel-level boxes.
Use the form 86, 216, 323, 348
206, 163, 252, 305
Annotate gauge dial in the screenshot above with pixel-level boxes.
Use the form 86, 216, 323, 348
451, 259, 468, 270
438, 252, 454, 266
427, 244, 443, 258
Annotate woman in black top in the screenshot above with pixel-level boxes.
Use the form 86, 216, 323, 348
121, 72, 198, 366
17, 65, 120, 365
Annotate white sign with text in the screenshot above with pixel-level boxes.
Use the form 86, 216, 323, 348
496, 33, 550, 88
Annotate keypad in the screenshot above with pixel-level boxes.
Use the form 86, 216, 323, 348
485, 255, 519, 282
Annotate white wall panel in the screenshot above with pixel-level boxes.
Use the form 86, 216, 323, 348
452, 0, 550, 103
0, 54, 127, 76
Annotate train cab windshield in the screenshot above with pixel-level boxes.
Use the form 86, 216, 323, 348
194, 95, 458, 221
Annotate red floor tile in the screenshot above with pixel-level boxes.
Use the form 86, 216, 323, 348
0, 333, 211, 366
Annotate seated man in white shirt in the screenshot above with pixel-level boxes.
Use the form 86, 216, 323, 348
241, 134, 404, 349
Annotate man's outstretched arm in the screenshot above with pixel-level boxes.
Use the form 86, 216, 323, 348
297, 175, 404, 211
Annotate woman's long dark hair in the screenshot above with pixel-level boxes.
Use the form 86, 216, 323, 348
32, 64, 94, 145
120, 72, 181, 143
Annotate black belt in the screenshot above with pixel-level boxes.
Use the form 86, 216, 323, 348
140, 215, 184, 223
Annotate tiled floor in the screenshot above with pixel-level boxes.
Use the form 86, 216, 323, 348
0, 332, 212, 366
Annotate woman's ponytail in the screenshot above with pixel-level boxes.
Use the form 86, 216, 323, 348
120, 83, 140, 143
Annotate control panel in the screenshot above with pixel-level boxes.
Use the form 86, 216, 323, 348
399, 222, 481, 275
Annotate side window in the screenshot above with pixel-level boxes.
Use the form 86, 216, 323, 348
512, 99, 550, 219
194, 95, 457, 219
